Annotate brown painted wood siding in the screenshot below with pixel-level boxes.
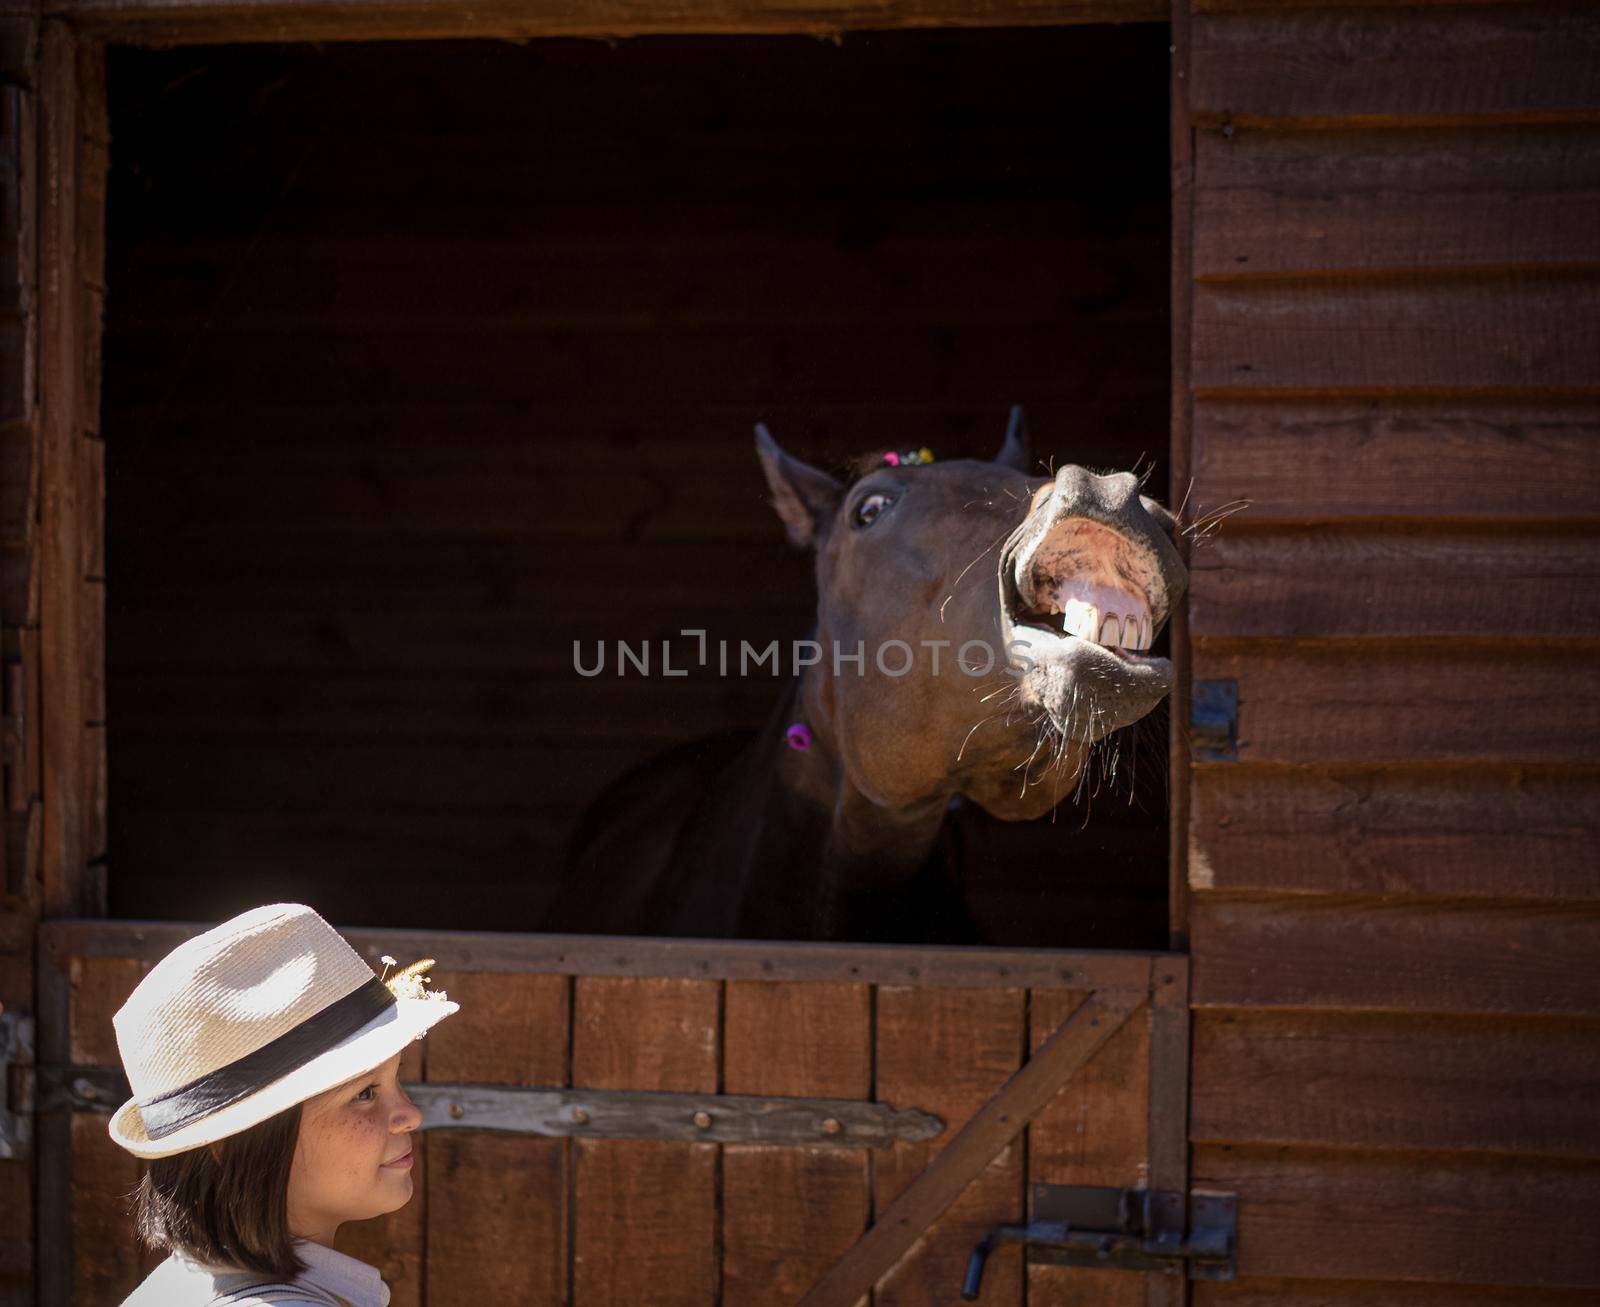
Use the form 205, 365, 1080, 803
1181, 2, 1600, 1302
0, 19, 37, 1300
0, 21, 108, 1307
100, 29, 1174, 946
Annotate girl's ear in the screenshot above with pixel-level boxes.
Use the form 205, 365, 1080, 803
756, 423, 844, 549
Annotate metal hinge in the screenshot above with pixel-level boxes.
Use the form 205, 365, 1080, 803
963, 1184, 1236, 1297
0, 1011, 35, 1159
24, 1062, 945, 1148
1190, 678, 1239, 762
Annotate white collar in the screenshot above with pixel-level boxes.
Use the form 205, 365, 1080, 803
292, 1240, 390, 1307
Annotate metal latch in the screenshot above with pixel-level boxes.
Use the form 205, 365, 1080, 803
962, 1184, 1236, 1298
0, 1011, 35, 1159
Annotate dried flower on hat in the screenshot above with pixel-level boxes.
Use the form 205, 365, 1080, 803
383, 957, 450, 1004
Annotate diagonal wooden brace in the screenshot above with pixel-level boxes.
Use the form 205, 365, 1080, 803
799, 986, 1147, 1307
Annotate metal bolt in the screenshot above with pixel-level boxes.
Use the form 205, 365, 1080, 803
570, 1106, 590, 1125
821, 1117, 842, 1137
448, 1102, 464, 1119
692, 1110, 713, 1130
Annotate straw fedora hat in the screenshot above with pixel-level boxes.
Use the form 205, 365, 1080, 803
110, 903, 459, 1160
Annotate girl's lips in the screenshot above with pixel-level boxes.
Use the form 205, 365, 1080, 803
380, 1149, 413, 1170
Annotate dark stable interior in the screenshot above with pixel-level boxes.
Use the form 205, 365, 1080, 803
102, 26, 1173, 947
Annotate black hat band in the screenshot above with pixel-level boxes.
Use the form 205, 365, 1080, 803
138, 976, 397, 1141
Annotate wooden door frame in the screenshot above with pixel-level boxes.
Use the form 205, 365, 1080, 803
13, 5, 1196, 1299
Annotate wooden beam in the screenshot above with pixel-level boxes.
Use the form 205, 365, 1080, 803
1167, 0, 1195, 952
41, 0, 1166, 46
36, 22, 86, 919
39, 917, 1157, 991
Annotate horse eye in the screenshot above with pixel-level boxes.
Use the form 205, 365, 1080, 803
853, 492, 894, 528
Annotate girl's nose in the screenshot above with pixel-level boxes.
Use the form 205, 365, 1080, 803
392, 1084, 423, 1132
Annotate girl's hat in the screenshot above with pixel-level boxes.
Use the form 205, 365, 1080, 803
109, 903, 459, 1160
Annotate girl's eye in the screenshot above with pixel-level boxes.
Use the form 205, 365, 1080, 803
853, 493, 894, 528
355, 1084, 377, 1103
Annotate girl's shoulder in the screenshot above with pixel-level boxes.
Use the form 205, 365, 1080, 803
119, 1253, 344, 1307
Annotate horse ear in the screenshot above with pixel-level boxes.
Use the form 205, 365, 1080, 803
994, 404, 1031, 473
755, 423, 844, 549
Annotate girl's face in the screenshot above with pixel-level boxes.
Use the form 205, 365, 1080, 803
285, 1050, 421, 1244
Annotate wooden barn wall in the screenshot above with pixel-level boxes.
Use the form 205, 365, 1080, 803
1180, 2, 1600, 1302
99, 28, 1174, 944
0, 16, 107, 1305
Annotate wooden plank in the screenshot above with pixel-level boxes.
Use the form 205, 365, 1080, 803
104, 808, 576, 927
71, 1115, 143, 1307
1192, 1009, 1600, 1157
1190, 6, 1600, 126
1192, 1143, 1600, 1288
873, 984, 1026, 1307
109, 663, 793, 725
1189, 526, 1600, 640
571, 976, 719, 1307
44, 918, 1153, 994
68, 956, 145, 1307
95, 28, 1167, 185
1189, 398, 1600, 521
106, 396, 1165, 463
334, 1037, 426, 1307
1027, 987, 1149, 1307
423, 970, 569, 1307
43, 0, 1166, 43
1195, 1278, 1600, 1307
1194, 124, 1600, 278
77, 435, 101, 579
0, 1155, 35, 1307
721, 981, 871, 1307
1144, 957, 1189, 1194
801, 988, 1141, 1307
1190, 894, 1600, 1017
1191, 646, 1600, 766
37, 20, 87, 918
1192, 275, 1600, 395
107, 737, 684, 812
108, 460, 805, 543
117, 231, 1166, 331
82, 723, 104, 870
1169, 0, 1196, 955
105, 321, 1162, 412
108, 532, 811, 613
1189, 766, 1600, 901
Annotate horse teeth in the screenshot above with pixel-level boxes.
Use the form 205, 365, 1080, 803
1099, 614, 1121, 645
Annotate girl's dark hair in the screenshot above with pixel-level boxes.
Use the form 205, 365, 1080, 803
131, 1101, 305, 1277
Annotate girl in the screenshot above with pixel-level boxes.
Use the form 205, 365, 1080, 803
108, 902, 459, 1306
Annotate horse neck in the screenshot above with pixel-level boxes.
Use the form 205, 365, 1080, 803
731, 667, 950, 937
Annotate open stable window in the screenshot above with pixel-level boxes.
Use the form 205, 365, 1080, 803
103, 29, 1174, 946
16, 11, 1220, 1307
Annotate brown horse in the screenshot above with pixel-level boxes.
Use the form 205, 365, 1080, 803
552, 412, 1186, 942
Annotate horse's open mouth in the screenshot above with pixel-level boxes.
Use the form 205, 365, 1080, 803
999, 518, 1168, 669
